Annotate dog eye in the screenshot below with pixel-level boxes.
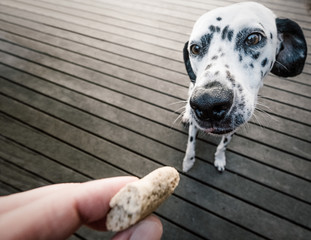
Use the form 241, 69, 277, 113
245, 33, 262, 46
190, 44, 201, 55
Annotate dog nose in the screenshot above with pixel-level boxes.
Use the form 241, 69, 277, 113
190, 82, 233, 121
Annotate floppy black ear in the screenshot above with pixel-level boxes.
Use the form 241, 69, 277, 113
271, 18, 307, 77
183, 41, 196, 82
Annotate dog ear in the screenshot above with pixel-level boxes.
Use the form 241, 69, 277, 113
183, 42, 196, 82
271, 18, 307, 77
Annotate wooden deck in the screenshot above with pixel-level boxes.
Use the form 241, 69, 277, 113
0, 0, 310, 239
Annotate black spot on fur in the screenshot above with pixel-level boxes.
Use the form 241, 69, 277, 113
250, 63, 254, 68
226, 70, 236, 85
227, 30, 234, 42
216, 26, 221, 32
190, 157, 194, 161
261, 58, 268, 67
206, 64, 212, 70
209, 25, 216, 32
215, 71, 219, 76
199, 33, 215, 56
270, 33, 273, 39
222, 25, 229, 40
235, 114, 244, 125
252, 52, 260, 60
225, 64, 229, 69
224, 137, 228, 144
217, 17, 222, 21
190, 136, 193, 142
238, 102, 245, 109
212, 55, 218, 60
237, 84, 243, 93
239, 54, 243, 62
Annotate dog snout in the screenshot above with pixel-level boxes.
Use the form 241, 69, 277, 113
190, 82, 233, 122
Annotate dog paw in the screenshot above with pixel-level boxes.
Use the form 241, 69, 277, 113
214, 152, 226, 172
182, 157, 195, 172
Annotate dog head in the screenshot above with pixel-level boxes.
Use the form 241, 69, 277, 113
183, 2, 307, 135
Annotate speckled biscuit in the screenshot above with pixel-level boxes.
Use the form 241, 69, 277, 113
106, 167, 180, 232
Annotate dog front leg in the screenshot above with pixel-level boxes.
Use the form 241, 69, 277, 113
182, 123, 197, 172
214, 133, 233, 172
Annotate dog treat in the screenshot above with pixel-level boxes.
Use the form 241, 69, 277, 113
106, 167, 180, 232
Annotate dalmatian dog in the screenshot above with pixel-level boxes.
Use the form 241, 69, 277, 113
182, 2, 307, 172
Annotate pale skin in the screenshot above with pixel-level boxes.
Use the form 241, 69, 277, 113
0, 177, 163, 240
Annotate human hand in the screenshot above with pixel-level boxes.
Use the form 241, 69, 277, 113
0, 177, 163, 240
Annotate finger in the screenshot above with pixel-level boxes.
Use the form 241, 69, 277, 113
0, 183, 76, 214
112, 215, 163, 240
0, 176, 137, 240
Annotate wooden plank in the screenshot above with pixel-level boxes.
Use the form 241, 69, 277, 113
1, 82, 311, 235
0, 108, 131, 180
0, 158, 49, 191
0, 5, 181, 61
44, 0, 192, 34
260, 86, 311, 111
79, 0, 311, 24
0, 28, 188, 96
77, 0, 311, 26
0, 180, 19, 196
84, 0, 311, 29
265, 75, 311, 98
0, 135, 89, 183
29, 0, 188, 43
0, 35, 187, 103
0, 0, 185, 51
67, 234, 84, 240
0, 15, 184, 73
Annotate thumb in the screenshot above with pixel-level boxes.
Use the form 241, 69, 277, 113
112, 215, 163, 240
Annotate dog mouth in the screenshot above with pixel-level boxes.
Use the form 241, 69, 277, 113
190, 110, 238, 135
205, 127, 235, 135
